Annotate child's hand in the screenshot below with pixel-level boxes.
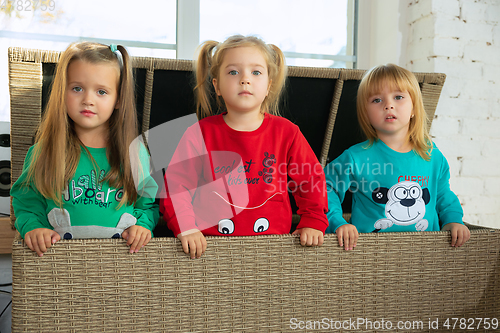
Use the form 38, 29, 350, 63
292, 227, 324, 246
442, 223, 470, 247
122, 225, 152, 253
335, 224, 358, 251
24, 228, 61, 257
177, 229, 207, 259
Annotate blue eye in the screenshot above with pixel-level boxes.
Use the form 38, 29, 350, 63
372, 98, 382, 103
252, 71, 261, 76
72, 86, 82, 92
98, 90, 107, 96
395, 95, 403, 100
228, 70, 238, 75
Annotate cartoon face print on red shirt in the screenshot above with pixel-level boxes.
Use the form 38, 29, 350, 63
208, 151, 283, 235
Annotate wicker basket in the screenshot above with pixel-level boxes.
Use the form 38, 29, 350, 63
8, 47, 499, 332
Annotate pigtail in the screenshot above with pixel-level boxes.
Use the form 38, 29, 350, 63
194, 41, 219, 120
266, 44, 287, 116
105, 44, 140, 205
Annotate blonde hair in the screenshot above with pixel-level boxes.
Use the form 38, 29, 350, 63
27, 41, 140, 206
357, 63, 432, 160
194, 35, 287, 119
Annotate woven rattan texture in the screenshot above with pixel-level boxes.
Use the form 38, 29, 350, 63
321, 78, 344, 167
8, 60, 42, 222
11, 47, 491, 333
11, 230, 500, 333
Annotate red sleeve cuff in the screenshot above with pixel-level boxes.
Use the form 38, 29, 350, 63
296, 215, 329, 234
165, 215, 198, 237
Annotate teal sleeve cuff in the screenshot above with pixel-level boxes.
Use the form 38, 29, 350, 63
325, 215, 348, 234
440, 211, 464, 227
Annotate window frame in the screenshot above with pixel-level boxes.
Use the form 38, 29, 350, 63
0, 0, 358, 65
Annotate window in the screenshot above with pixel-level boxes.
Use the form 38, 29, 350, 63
199, 0, 357, 68
0, 0, 357, 121
0, 0, 177, 57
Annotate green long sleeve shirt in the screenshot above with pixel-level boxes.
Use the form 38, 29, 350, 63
12, 144, 159, 239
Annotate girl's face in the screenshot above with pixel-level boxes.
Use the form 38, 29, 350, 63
366, 82, 414, 141
65, 60, 119, 146
212, 46, 271, 116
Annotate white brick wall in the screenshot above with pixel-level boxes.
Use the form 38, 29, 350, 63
406, 0, 500, 228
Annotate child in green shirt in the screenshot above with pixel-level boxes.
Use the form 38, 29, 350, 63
11, 42, 158, 256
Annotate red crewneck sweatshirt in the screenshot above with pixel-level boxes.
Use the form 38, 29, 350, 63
160, 113, 328, 237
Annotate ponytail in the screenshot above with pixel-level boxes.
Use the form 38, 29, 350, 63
194, 40, 219, 120
106, 44, 140, 205
266, 44, 287, 115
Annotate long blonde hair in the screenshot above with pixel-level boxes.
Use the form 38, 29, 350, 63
194, 35, 287, 119
357, 63, 432, 160
27, 41, 140, 206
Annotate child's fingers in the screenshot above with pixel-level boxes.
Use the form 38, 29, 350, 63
317, 233, 324, 246
195, 238, 204, 258
189, 239, 198, 259
201, 236, 207, 254
142, 233, 152, 248
37, 233, 49, 254
344, 233, 351, 251
32, 241, 43, 257
133, 232, 149, 253
129, 232, 142, 253
450, 230, 458, 247
28, 233, 44, 256
336, 230, 344, 247
34, 234, 47, 256
291, 228, 323, 247
350, 230, 358, 250
181, 238, 190, 255
126, 228, 137, 246
464, 229, 471, 243
52, 232, 61, 244
24, 234, 34, 252
455, 228, 470, 247
43, 233, 53, 251
462, 228, 471, 246
312, 234, 319, 246
121, 230, 129, 240
456, 231, 464, 247
309, 232, 321, 246
301, 231, 309, 246
307, 233, 315, 246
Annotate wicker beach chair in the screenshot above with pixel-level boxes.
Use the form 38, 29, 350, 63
8, 47, 500, 332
